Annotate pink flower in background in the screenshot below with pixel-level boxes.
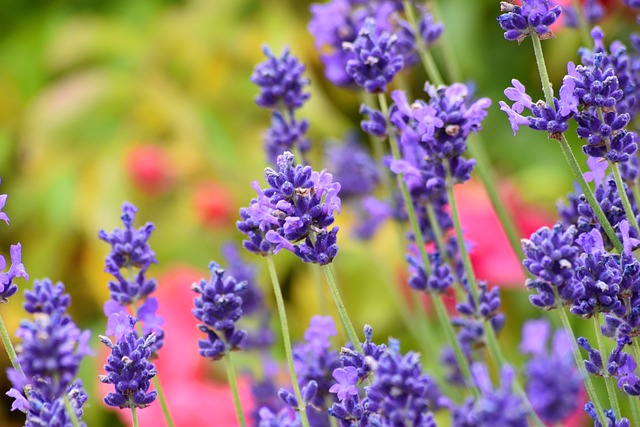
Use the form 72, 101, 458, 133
192, 181, 235, 228
102, 265, 253, 426
126, 144, 176, 195
454, 179, 554, 287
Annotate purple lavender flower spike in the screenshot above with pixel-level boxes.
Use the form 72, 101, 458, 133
251, 46, 310, 110
238, 151, 342, 264
99, 332, 158, 409
16, 282, 92, 401
7, 380, 89, 426
497, 0, 562, 43
23, 278, 68, 316
324, 134, 379, 199
521, 319, 581, 423
586, 401, 631, 427
471, 363, 529, 426
192, 262, 247, 360
343, 18, 404, 93
99, 202, 158, 305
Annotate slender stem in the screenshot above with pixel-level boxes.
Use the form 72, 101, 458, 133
593, 315, 622, 418
484, 326, 546, 427
530, 32, 623, 251
432, 296, 479, 399
152, 377, 174, 427
426, 0, 461, 83
377, 93, 431, 277
558, 136, 623, 252
63, 394, 81, 427
445, 176, 480, 308
130, 402, 140, 427
265, 255, 311, 427
131, 301, 175, 427
611, 162, 640, 232
630, 341, 640, 421
225, 352, 247, 427
378, 92, 478, 395
0, 313, 23, 375
402, 0, 444, 86
556, 306, 607, 422
321, 265, 363, 354
530, 34, 555, 107
310, 262, 328, 315
570, 0, 593, 47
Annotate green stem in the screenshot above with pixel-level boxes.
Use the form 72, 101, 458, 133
612, 162, 640, 232
265, 256, 311, 427
530, 33, 555, 107
131, 301, 175, 427
321, 265, 363, 354
426, 0, 461, 83
226, 352, 247, 427
593, 315, 622, 418
556, 306, 607, 422
570, 0, 593, 47
310, 262, 328, 315
0, 313, 23, 375
402, 0, 444, 86
152, 376, 174, 427
484, 327, 546, 427
530, 32, 622, 251
63, 394, 81, 427
130, 403, 140, 427
558, 136, 623, 252
378, 92, 478, 396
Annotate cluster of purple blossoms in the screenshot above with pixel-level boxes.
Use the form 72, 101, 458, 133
237, 151, 342, 265
499, 77, 578, 140
98, 202, 166, 412
520, 319, 582, 424
453, 282, 505, 352
343, 18, 404, 93
251, 46, 311, 163
564, 0, 604, 29
329, 332, 442, 427
99, 331, 158, 409
192, 262, 248, 360
324, 134, 380, 200
308, 0, 442, 88
8, 280, 91, 425
497, 0, 562, 43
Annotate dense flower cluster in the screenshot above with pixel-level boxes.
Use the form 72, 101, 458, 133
237, 151, 342, 264
497, 0, 562, 43
192, 262, 248, 360
252, 46, 311, 163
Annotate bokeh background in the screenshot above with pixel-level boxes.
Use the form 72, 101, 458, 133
0, 0, 638, 425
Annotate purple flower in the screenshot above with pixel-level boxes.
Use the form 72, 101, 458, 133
620, 220, 640, 255
583, 156, 608, 188
23, 278, 69, 316
105, 312, 137, 341
99, 333, 157, 409
7, 381, 88, 426
497, 0, 562, 43
344, 18, 404, 93
0, 243, 28, 303
521, 319, 582, 423
360, 104, 387, 138
192, 262, 247, 360
471, 364, 529, 426
251, 46, 310, 110
563, 0, 604, 28
325, 134, 380, 199
329, 367, 359, 400
0, 193, 9, 224
237, 151, 342, 264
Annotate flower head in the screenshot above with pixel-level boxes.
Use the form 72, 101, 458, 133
497, 0, 562, 43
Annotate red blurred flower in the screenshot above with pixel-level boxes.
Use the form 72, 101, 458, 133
454, 179, 554, 287
192, 181, 235, 228
126, 144, 175, 195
